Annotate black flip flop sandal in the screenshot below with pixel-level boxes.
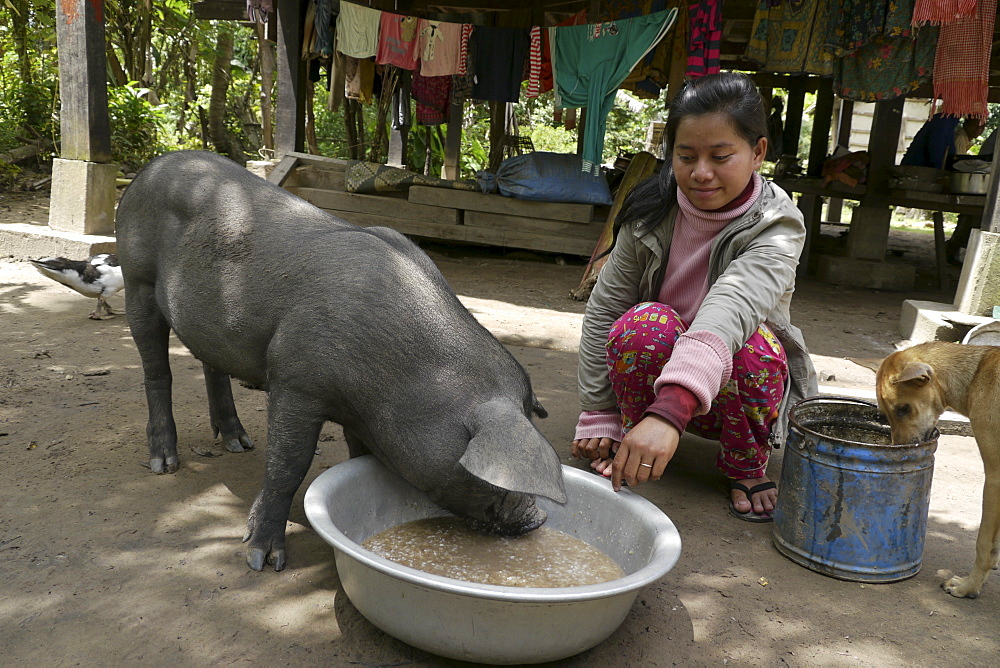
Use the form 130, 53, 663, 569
729, 480, 776, 523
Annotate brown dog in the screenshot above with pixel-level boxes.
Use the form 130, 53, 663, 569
876, 341, 1000, 598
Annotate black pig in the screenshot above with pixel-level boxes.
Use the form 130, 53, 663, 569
115, 151, 566, 571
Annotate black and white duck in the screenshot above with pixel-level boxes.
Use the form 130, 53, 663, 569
29, 253, 125, 320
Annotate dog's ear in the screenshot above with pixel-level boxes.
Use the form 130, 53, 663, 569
893, 361, 933, 386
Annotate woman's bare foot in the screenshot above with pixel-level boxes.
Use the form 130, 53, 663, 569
591, 457, 613, 477
729, 476, 777, 520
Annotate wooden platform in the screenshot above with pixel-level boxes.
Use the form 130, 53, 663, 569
269, 152, 608, 257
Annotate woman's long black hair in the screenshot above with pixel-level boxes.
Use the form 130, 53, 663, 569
618, 71, 769, 234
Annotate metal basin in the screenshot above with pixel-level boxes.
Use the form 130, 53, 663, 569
304, 456, 682, 665
962, 320, 1000, 346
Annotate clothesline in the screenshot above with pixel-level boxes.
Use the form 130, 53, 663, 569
311, 1, 683, 167
278, 0, 995, 167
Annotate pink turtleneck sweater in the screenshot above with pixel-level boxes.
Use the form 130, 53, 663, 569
575, 173, 763, 442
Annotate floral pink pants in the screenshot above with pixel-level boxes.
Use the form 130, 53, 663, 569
606, 302, 788, 479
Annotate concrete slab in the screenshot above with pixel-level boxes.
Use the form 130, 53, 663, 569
953, 229, 1000, 317
0, 220, 115, 260
899, 298, 994, 343
817, 254, 915, 290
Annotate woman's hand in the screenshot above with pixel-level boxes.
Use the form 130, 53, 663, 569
611, 414, 680, 491
571, 437, 617, 462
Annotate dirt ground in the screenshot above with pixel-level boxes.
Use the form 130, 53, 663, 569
1, 190, 997, 666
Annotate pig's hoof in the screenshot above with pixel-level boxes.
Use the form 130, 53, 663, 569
224, 433, 254, 453
245, 545, 286, 572
243, 515, 287, 571
149, 455, 179, 474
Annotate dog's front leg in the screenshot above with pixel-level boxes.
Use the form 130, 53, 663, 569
942, 439, 1000, 598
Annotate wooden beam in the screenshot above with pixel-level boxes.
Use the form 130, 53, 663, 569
275, 0, 306, 156
749, 72, 820, 94
55, 0, 111, 163
266, 153, 300, 186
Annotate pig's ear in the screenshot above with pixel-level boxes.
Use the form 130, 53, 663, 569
460, 399, 567, 504
893, 362, 933, 385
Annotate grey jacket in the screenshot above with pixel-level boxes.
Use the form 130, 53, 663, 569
578, 179, 818, 446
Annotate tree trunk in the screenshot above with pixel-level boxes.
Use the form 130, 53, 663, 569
180, 40, 199, 137
345, 99, 366, 160
208, 28, 241, 162
256, 22, 276, 151
10, 0, 32, 85
106, 43, 129, 87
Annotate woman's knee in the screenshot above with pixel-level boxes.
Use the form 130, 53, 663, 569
608, 302, 686, 350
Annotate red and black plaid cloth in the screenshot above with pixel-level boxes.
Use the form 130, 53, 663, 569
912, 0, 977, 25
930, 0, 996, 118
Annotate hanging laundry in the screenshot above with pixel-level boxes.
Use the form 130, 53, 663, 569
606, 0, 677, 99
552, 8, 678, 171
834, 31, 936, 101
470, 26, 531, 103
457, 24, 474, 76
540, 9, 588, 95
246, 0, 272, 23
744, 0, 833, 76
912, 0, 977, 26
376, 12, 419, 70
313, 0, 335, 57
412, 72, 452, 125
417, 19, 463, 77
686, 0, 721, 77
344, 56, 376, 104
328, 45, 346, 112
525, 27, 543, 98
451, 24, 476, 106
931, 0, 996, 118
827, 0, 935, 101
336, 1, 381, 59
825, 0, 893, 57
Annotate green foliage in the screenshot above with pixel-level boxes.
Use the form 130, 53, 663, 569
106, 83, 168, 171
528, 124, 577, 154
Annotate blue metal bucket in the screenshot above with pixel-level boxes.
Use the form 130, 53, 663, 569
772, 396, 939, 583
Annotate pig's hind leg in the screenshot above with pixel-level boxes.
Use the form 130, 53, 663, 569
203, 363, 254, 453
126, 283, 180, 474
243, 386, 324, 571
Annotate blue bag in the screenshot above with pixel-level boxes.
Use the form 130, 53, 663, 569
476, 152, 613, 206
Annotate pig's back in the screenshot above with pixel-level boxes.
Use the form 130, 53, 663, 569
115, 151, 526, 403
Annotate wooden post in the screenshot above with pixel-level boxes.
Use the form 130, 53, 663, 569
806, 77, 833, 178
845, 97, 904, 261
782, 77, 806, 159
49, 0, 116, 236
797, 77, 834, 275
981, 151, 1000, 234
55, 0, 111, 163
441, 97, 463, 180
275, 0, 305, 156
487, 101, 506, 172
827, 98, 854, 223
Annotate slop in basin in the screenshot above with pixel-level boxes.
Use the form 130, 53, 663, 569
304, 455, 682, 665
